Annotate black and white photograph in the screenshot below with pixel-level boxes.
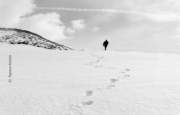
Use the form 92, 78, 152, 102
1, 0, 180, 114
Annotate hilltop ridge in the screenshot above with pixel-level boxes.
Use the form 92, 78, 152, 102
0, 28, 73, 50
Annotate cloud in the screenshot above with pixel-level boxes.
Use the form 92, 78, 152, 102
19, 13, 67, 40
0, 0, 68, 41
34, 0, 180, 52
66, 28, 76, 34
0, 0, 35, 27
36, 6, 180, 21
92, 27, 100, 32
64, 19, 86, 35
71, 19, 85, 30
36, 7, 133, 12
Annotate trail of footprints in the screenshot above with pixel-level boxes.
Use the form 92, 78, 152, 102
87, 53, 107, 68
107, 69, 131, 89
66, 53, 131, 115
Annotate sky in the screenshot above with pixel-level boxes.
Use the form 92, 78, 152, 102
1, 0, 180, 52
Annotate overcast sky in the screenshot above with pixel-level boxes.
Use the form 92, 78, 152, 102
1, 0, 180, 52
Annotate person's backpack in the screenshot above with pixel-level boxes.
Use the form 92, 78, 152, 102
103, 42, 105, 46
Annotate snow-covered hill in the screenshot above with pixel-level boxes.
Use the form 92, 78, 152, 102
1, 44, 180, 115
0, 28, 73, 50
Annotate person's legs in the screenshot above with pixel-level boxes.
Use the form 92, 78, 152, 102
106, 44, 108, 50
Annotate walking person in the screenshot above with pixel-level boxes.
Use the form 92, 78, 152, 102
103, 40, 109, 51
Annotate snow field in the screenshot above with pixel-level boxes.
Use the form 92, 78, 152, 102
1, 44, 180, 115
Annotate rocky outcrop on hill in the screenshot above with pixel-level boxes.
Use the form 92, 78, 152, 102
0, 28, 73, 50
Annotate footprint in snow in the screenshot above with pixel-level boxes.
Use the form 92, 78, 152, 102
84, 90, 93, 96
110, 78, 119, 83
108, 67, 117, 69
94, 65, 103, 68
69, 103, 83, 115
98, 56, 105, 59
123, 75, 130, 77
82, 100, 94, 106
125, 69, 130, 71
107, 85, 116, 89
96, 60, 100, 63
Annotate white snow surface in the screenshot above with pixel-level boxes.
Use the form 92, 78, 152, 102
1, 43, 180, 115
